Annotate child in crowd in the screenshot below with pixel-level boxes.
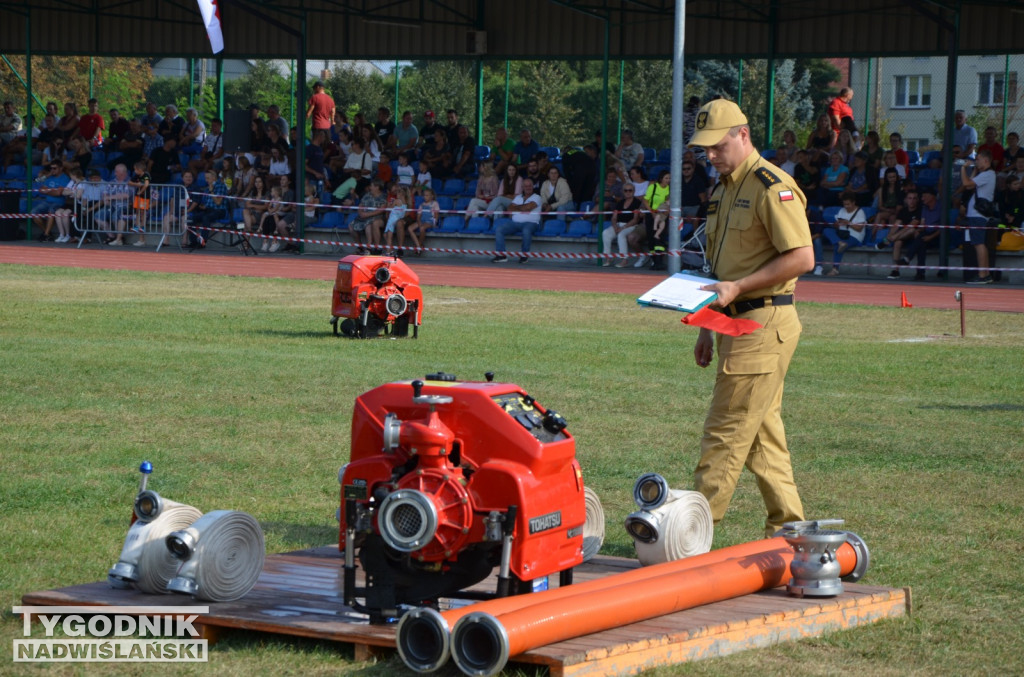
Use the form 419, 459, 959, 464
376, 150, 393, 185
379, 184, 412, 253
260, 185, 283, 252
129, 160, 151, 246
304, 180, 320, 222
406, 187, 439, 255
396, 151, 415, 187
414, 159, 432, 197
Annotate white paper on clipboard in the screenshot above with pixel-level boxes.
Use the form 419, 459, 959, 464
637, 272, 718, 313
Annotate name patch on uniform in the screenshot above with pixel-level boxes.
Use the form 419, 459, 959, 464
755, 167, 781, 187
779, 190, 795, 202
706, 200, 719, 215
735, 198, 750, 209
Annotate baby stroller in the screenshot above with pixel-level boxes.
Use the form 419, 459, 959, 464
676, 217, 710, 274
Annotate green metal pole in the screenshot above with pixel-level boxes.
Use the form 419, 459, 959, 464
289, 60, 296, 127
597, 17, 609, 261
217, 57, 224, 122
503, 60, 510, 129
394, 59, 400, 116
189, 58, 195, 108
1002, 54, 1010, 145
737, 59, 744, 106
616, 60, 624, 144
863, 57, 872, 132
476, 59, 484, 139
0, 55, 46, 114
25, 11, 33, 240
89, 57, 94, 99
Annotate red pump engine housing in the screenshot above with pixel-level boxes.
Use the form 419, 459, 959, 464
338, 373, 586, 617
330, 255, 423, 338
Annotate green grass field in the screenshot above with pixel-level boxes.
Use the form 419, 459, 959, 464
1, 263, 1022, 676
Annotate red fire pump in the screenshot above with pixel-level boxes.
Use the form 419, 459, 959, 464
338, 372, 587, 622
330, 255, 423, 338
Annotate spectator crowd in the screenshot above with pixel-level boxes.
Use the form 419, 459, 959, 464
0, 85, 1021, 280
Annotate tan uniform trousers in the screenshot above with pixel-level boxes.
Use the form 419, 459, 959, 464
694, 303, 805, 537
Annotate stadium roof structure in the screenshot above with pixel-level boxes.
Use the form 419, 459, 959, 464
0, 0, 1022, 60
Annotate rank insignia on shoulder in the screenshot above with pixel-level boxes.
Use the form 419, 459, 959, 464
754, 167, 780, 187
707, 200, 719, 215
779, 190, 794, 202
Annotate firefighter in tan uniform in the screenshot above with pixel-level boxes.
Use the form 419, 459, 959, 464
688, 99, 815, 537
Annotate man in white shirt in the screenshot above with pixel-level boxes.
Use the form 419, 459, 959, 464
492, 177, 542, 263
774, 146, 796, 176
616, 130, 645, 175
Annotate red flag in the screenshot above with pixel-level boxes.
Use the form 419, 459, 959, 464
680, 306, 763, 336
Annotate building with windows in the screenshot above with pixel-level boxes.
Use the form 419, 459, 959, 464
849, 55, 1021, 151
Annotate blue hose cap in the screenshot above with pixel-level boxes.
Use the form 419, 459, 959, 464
139, 461, 153, 474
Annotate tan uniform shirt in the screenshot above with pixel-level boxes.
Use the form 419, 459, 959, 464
704, 150, 811, 301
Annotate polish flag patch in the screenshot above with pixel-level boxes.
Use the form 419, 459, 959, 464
778, 190, 794, 202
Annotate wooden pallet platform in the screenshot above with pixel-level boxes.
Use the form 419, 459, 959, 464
21, 546, 909, 674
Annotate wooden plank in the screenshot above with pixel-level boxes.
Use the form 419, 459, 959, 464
20, 549, 907, 676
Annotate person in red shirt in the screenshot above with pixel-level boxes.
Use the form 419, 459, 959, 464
305, 81, 335, 133
78, 98, 105, 148
828, 88, 854, 135
977, 126, 1005, 171
888, 132, 910, 176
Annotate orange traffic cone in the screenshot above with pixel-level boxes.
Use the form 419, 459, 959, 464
900, 291, 913, 308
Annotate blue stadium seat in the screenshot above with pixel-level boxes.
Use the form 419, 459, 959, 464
436, 215, 464, 233
436, 196, 454, 212
3, 165, 26, 180
643, 148, 657, 164
491, 217, 514, 235
761, 149, 777, 160
440, 179, 464, 196
464, 216, 492, 234
539, 219, 567, 237
657, 148, 672, 163
321, 211, 348, 232
431, 178, 444, 193
464, 179, 477, 196
455, 196, 472, 211
474, 145, 491, 161
566, 219, 595, 238
414, 195, 424, 208
916, 168, 940, 188
906, 150, 921, 166
922, 150, 943, 166
541, 146, 561, 161
822, 206, 842, 223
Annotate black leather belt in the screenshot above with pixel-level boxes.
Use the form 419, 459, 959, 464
722, 294, 794, 317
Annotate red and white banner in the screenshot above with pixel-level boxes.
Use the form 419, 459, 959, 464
196, 0, 224, 53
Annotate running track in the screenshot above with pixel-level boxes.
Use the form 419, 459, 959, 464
1, 242, 1022, 313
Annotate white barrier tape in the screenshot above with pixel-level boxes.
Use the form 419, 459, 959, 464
190, 225, 1024, 271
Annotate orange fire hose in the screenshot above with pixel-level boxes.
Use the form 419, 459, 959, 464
397, 534, 867, 673
448, 539, 863, 676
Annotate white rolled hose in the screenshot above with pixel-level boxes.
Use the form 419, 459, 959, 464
627, 488, 713, 566
582, 486, 605, 562
165, 510, 265, 602
108, 496, 203, 594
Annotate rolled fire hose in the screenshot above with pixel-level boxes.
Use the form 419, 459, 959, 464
448, 535, 868, 676
630, 489, 713, 566
581, 486, 605, 562
165, 510, 265, 602
108, 498, 203, 594
396, 533, 868, 673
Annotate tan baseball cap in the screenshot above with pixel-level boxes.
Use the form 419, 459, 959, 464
688, 99, 748, 148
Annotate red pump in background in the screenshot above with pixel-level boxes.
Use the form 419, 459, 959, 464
338, 372, 587, 623
330, 255, 423, 338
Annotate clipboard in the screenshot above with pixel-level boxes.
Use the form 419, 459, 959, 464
637, 272, 718, 313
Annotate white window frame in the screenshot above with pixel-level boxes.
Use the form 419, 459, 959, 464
893, 75, 931, 109
978, 72, 1017, 106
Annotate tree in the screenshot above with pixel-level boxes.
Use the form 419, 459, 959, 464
621, 60, 675, 149
510, 62, 583, 148
399, 61, 480, 133
1, 56, 152, 122
322, 62, 389, 125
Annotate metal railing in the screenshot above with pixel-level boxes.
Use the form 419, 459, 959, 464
75, 182, 188, 252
